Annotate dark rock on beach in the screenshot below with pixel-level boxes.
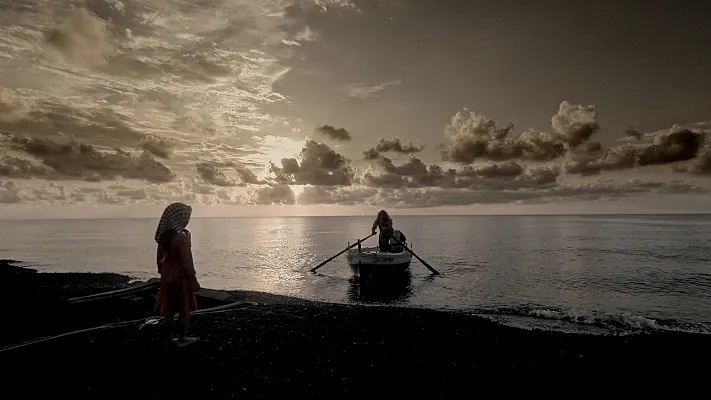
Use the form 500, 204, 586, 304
0, 259, 708, 398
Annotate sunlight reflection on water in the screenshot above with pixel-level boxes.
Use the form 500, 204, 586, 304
2, 215, 711, 334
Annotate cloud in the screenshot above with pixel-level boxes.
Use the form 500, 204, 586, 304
673, 146, 711, 175
440, 106, 569, 164
196, 162, 239, 187
439, 101, 711, 181
281, 39, 301, 47
564, 127, 709, 176
43, 7, 116, 68
268, 140, 354, 186
363, 148, 380, 160
316, 124, 352, 141
0, 181, 21, 203
625, 127, 642, 139
1, 133, 175, 183
563, 145, 637, 176
0, 101, 148, 149
139, 134, 173, 159
637, 129, 702, 166
286, 174, 705, 208
294, 25, 320, 42
172, 113, 218, 137
346, 80, 401, 100
246, 184, 296, 205
311, 0, 358, 12
362, 155, 559, 191
0, 0, 304, 176
237, 135, 307, 169
550, 101, 600, 148
196, 161, 262, 187
297, 185, 377, 205
363, 137, 424, 159
0, 0, 708, 214
0, 88, 31, 122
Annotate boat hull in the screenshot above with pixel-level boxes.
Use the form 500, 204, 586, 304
346, 246, 412, 277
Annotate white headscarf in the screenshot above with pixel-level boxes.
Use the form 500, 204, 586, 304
154, 202, 193, 244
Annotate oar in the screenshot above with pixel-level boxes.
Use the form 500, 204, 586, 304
309, 233, 375, 273
389, 235, 440, 275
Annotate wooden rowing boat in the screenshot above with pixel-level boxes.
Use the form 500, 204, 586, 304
345, 231, 412, 277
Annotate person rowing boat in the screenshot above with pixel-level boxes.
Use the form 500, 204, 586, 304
372, 210, 395, 252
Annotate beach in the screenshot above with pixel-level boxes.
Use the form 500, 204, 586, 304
0, 259, 707, 398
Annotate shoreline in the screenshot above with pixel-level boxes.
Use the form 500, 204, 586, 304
11, 258, 707, 337
1, 259, 708, 396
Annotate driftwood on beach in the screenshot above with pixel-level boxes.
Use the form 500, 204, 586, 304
67, 279, 160, 304
67, 278, 235, 304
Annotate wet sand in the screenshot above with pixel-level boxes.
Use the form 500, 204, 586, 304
0, 259, 707, 398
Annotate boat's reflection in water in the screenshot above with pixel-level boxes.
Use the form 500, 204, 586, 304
347, 271, 413, 304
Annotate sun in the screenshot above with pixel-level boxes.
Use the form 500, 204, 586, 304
252, 135, 305, 180
260, 135, 305, 165
289, 184, 305, 198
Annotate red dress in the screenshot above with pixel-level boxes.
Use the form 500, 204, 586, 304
155, 232, 198, 317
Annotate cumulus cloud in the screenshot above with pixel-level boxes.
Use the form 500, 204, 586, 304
268, 140, 354, 186
439, 101, 710, 182
362, 155, 559, 191
625, 127, 642, 139
673, 146, 711, 175
440, 107, 568, 164
316, 125, 351, 141
196, 160, 263, 187
196, 162, 238, 187
563, 145, 637, 176
564, 127, 708, 176
550, 101, 600, 148
637, 129, 702, 166
363, 138, 424, 159
139, 134, 173, 159
376, 138, 424, 154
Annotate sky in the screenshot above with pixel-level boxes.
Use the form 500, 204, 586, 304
0, 0, 710, 218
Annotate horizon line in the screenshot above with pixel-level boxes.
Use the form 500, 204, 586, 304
1, 212, 710, 221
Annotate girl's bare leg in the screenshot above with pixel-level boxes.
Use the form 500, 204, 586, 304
163, 312, 175, 346
176, 314, 199, 346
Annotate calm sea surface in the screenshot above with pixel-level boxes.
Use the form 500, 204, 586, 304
1, 215, 710, 335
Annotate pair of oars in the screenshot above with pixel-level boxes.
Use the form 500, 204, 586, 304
309, 233, 440, 275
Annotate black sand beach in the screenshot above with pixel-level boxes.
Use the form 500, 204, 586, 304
0, 259, 708, 398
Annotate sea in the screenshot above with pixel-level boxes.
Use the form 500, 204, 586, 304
1, 214, 710, 336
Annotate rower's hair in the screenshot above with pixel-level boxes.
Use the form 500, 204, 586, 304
377, 210, 389, 221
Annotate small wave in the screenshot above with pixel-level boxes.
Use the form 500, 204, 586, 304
474, 306, 711, 335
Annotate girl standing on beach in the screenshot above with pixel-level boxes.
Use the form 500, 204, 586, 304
154, 202, 200, 347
